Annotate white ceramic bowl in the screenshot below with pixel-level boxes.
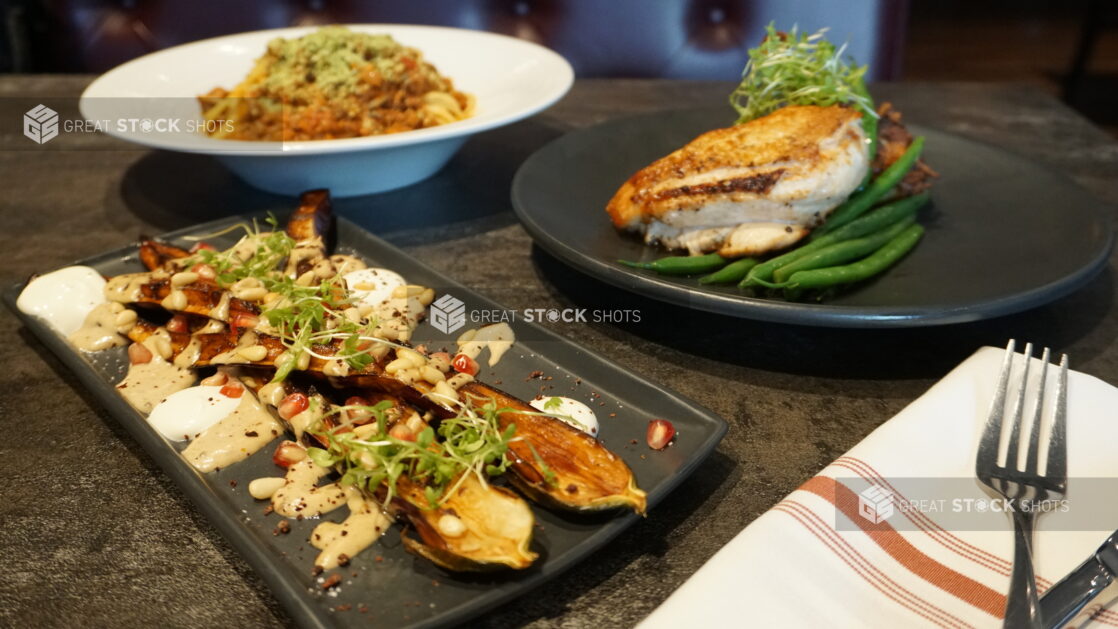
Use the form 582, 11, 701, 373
80, 25, 574, 197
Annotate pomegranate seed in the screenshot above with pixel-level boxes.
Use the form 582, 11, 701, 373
200, 372, 228, 386
646, 419, 676, 450
166, 314, 189, 333
189, 242, 215, 253
389, 423, 416, 442
273, 440, 307, 468
191, 263, 216, 281
127, 342, 153, 365
230, 312, 259, 332
220, 382, 244, 398
452, 353, 479, 376
278, 393, 309, 421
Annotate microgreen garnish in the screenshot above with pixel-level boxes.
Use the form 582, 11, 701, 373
543, 397, 562, 412
185, 215, 296, 286
730, 24, 875, 124
181, 215, 399, 382
308, 399, 519, 508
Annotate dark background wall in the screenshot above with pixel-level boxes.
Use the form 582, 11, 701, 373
1, 0, 1115, 131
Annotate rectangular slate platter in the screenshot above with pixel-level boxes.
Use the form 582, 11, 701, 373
4, 215, 728, 628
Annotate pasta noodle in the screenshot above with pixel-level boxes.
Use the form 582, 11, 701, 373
198, 27, 474, 141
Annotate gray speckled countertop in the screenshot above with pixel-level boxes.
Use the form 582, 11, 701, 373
2, 77, 1117, 627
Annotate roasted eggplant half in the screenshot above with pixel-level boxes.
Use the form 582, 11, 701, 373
459, 382, 647, 514
393, 474, 537, 571
273, 384, 539, 572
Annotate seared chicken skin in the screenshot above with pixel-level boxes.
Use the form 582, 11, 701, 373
606, 105, 870, 257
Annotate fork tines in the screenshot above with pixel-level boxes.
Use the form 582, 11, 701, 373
976, 340, 1069, 494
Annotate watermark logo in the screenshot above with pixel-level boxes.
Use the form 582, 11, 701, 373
430, 294, 466, 335
858, 485, 894, 524
24, 104, 59, 144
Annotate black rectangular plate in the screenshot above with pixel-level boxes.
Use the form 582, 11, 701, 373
4, 215, 728, 628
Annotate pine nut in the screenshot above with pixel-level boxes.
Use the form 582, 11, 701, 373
397, 348, 425, 368
295, 271, 316, 287
258, 382, 286, 407
385, 357, 410, 375
422, 365, 445, 384
161, 290, 188, 312
171, 271, 198, 287
238, 345, 268, 362
396, 368, 418, 385
237, 287, 268, 302
248, 477, 286, 500
114, 308, 137, 327
437, 514, 466, 538
323, 359, 349, 377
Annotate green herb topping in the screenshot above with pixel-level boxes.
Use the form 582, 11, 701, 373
307, 399, 520, 507
183, 216, 394, 383
730, 24, 875, 124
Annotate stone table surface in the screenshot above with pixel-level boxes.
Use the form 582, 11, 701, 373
2, 77, 1117, 628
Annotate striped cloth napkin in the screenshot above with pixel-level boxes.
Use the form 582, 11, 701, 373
642, 346, 1118, 628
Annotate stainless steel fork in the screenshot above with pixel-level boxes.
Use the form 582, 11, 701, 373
975, 340, 1069, 629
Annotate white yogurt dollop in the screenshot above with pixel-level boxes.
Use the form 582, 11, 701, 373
530, 396, 599, 436
344, 268, 406, 309
16, 266, 107, 335
147, 385, 242, 441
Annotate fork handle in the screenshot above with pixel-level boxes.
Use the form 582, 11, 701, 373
1005, 508, 1043, 629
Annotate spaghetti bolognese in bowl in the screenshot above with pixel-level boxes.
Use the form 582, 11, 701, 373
79, 24, 572, 196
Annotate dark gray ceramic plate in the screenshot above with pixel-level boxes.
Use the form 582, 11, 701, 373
4, 215, 727, 628
511, 107, 1114, 327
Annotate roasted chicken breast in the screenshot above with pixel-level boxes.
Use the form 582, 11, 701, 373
606, 105, 870, 256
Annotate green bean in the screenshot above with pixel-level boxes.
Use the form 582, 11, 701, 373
817, 135, 925, 235
853, 76, 878, 165
739, 192, 929, 287
773, 215, 916, 283
784, 224, 925, 290
699, 257, 759, 284
619, 252, 727, 275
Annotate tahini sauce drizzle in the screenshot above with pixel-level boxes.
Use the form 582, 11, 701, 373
457, 323, 516, 367
271, 459, 347, 518
104, 272, 153, 304
69, 302, 128, 351
182, 390, 283, 473
310, 487, 390, 571
116, 354, 196, 414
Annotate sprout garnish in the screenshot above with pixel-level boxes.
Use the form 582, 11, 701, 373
730, 24, 875, 125
181, 216, 397, 383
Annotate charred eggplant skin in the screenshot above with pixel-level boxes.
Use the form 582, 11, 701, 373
393, 477, 537, 572
459, 382, 648, 515
138, 238, 191, 272
287, 189, 333, 243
